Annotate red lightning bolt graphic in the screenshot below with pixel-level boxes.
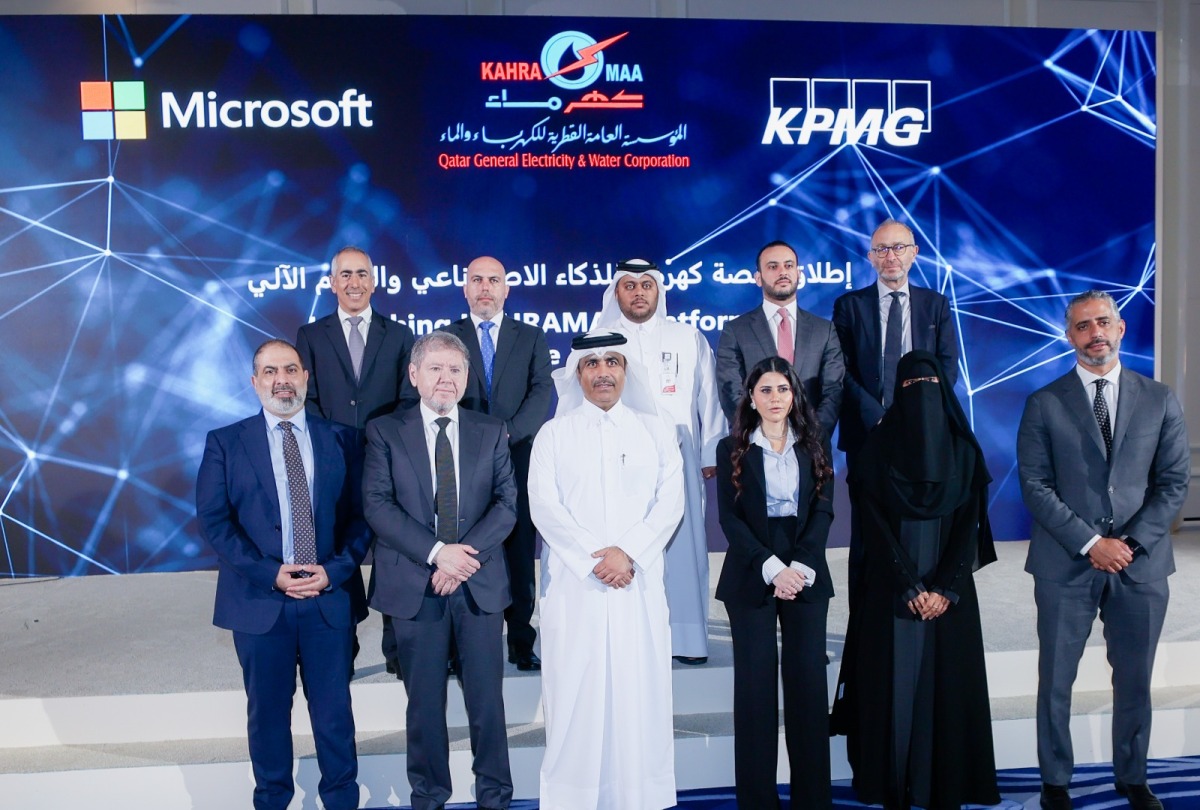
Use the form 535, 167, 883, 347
545, 32, 629, 80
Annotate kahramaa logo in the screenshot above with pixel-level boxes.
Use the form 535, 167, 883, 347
763, 78, 932, 147
480, 30, 642, 89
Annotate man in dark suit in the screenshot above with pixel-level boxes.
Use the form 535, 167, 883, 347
296, 245, 417, 675
833, 219, 958, 603
363, 331, 517, 810
196, 339, 371, 810
1018, 291, 1189, 810
716, 240, 844, 434
439, 255, 552, 671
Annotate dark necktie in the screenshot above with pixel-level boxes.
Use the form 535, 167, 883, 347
479, 321, 496, 394
881, 291, 905, 408
776, 309, 794, 364
347, 315, 365, 381
279, 421, 317, 565
1093, 378, 1113, 460
434, 416, 458, 544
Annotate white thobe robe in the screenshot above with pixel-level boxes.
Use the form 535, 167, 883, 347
529, 399, 685, 810
616, 316, 727, 657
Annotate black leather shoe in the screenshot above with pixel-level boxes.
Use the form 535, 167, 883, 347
1115, 782, 1163, 810
1040, 783, 1072, 810
508, 649, 541, 671
673, 655, 708, 665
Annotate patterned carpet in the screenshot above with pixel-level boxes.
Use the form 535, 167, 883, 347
411, 756, 1200, 809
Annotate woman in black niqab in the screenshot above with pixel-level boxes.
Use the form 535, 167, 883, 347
832, 350, 1000, 810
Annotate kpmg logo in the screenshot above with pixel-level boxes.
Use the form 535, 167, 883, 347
762, 78, 932, 147
80, 80, 147, 140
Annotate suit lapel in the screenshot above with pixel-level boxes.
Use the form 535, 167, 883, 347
748, 307, 778, 358
456, 319, 489, 396
360, 310, 386, 380
858, 288, 882, 362
322, 315, 356, 383
1053, 371, 1108, 459
792, 309, 816, 365
398, 409, 436, 509
490, 318, 522, 392
1110, 370, 1140, 459
239, 414, 282, 526
307, 418, 339, 553
457, 412, 482, 515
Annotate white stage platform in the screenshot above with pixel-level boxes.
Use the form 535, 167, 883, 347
3, 538, 1200, 809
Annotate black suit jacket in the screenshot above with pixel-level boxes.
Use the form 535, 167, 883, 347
832, 284, 958, 453
362, 406, 518, 619
716, 305, 844, 433
440, 316, 552, 448
714, 434, 835, 608
296, 308, 417, 429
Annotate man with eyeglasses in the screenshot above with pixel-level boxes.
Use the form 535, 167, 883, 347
832, 219, 958, 606
716, 239, 844, 434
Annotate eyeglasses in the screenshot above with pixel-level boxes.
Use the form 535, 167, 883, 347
901, 376, 939, 388
870, 243, 914, 257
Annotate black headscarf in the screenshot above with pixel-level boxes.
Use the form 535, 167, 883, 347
852, 350, 996, 566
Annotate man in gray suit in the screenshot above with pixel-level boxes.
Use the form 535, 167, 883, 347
1018, 290, 1189, 810
363, 331, 517, 810
716, 240, 844, 434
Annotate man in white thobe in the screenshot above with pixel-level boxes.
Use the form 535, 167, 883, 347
529, 330, 685, 810
597, 258, 726, 663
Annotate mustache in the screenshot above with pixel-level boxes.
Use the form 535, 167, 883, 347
272, 385, 297, 396
590, 376, 617, 387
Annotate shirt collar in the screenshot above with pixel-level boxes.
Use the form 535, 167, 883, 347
761, 299, 797, 321
470, 312, 504, 330
338, 306, 372, 326
619, 314, 659, 333
750, 424, 795, 452
1075, 360, 1122, 388
419, 401, 459, 427
876, 279, 911, 300
264, 408, 308, 433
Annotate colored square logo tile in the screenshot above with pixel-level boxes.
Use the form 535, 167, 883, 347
82, 110, 115, 140
114, 110, 147, 140
80, 81, 113, 111
112, 81, 145, 111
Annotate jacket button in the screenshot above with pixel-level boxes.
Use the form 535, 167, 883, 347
350, 399, 356, 406
1108, 486, 1115, 495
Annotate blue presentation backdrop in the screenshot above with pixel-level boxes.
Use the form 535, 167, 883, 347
0, 15, 1155, 576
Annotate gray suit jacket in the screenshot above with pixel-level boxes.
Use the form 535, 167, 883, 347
362, 406, 517, 618
1018, 366, 1189, 585
716, 304, 844, 433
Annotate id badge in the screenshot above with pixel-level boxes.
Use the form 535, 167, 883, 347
660, 351, 678, 394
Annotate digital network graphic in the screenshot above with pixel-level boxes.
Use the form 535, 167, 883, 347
0, 15, 1155, 577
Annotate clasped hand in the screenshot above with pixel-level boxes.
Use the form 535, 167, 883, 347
906, 590, 949, 620
772, 567, 807, 601
275, 564, 330, 598
432, 544, 481, 596
592, 546, 635, 589
1088, 537, 1133, 573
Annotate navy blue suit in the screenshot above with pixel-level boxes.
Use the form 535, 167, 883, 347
832, 283, 958, 455
196, 412, 371, 810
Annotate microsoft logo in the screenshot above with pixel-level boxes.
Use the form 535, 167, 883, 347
80, 81, 147, 140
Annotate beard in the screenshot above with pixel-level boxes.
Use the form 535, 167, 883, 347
1076, 337, 1121, 367
262, 385, 305, 417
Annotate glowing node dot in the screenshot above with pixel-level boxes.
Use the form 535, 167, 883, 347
107, 176, 115, 184
769, 172, 787, 186
768, 199, 778, 207
117, 469, 129, 481
930, 166, 942, 176
103, 249, 112, 257
664, 259, 672, 266
1043, 59, 1053, 68
134, 57, 144, 68
26, 449, 36, 461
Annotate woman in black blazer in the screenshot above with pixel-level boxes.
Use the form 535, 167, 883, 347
716, 356, 835, 809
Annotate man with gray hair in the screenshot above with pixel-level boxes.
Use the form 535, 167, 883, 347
363, 331, 517, 810
1018, 291, 1189, 810
597, 258, 726, 664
